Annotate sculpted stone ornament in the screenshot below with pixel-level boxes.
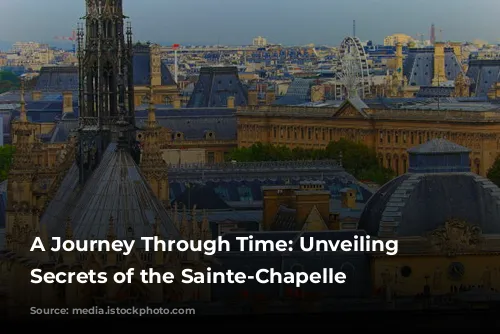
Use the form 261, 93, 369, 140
428, 219, 483, 256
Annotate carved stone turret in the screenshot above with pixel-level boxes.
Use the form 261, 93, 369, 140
139, 83, 170, 206
453, 72, 470, 97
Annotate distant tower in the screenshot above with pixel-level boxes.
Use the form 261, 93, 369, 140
430, 24, 436, 44
76, 0, 137, 184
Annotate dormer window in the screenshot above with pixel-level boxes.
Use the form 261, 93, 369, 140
175, 132, 184, 140
205, 131, 215, 140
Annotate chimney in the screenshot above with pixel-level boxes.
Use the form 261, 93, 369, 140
248, 90, 258, 106
150, 44, 162, 86
432, 42, 447, 86
62, 91, 73, 113
32, 91, 42, 101
173, 96, 181, 109
395, 42, 403, 81
227, 96, 235, 109
328, 213, 340, 230
340, 188, 357, 210
265, 90, 276, 105
293, 189, 330, 228
450, 42, 462, 64
262, 186, 299, 231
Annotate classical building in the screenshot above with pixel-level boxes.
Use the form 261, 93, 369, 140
236, 97, 500, 177
0, 0, 210, 309
212, 139, 500, 306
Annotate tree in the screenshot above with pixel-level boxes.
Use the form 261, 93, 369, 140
0, 71, 20, 94
0, 145, 15, 182
487, 155, 500, 188
227, 139, 395, 185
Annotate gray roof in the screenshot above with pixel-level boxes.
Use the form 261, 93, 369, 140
407, 138, 471, 154
403, 48, 463, 87
358, 173, 500, 237
466, 59, 500, 97
48, 108, 237, 143
41, 143, 181, 242
133, 45, 177, 86
273, 78, 316, 105
187, 67, 248, 108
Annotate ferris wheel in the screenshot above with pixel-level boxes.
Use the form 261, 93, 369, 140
337, 36, 371, 98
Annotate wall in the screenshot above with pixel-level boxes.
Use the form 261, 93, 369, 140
372, 254, 500, 296
162, 148, 206, 165
237, 105, 500, 177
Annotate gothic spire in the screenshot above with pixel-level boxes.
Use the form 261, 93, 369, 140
19, 78, 27, 122
147, 84, 157, 126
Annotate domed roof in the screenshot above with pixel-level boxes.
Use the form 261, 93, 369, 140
358, 173, 500, 237
358, 139, 500, 237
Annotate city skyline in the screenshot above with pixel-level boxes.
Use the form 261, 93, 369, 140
0, 0, 499, 47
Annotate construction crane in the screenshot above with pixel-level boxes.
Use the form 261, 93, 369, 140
54, 30, 77, 53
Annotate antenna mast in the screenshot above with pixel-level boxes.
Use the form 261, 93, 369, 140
353, 20, 356, 37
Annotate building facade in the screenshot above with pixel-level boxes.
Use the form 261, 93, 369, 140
237, 98, 500, 177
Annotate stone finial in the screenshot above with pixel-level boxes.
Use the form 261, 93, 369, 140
201, 209, 211, 241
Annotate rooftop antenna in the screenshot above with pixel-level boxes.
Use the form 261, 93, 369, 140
353, 20, 356, 37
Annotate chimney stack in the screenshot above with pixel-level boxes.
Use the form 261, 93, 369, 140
227, 96, 235, 109
432, 42, 447, 86
62, 91, 73, 113
32, 91, 42, 101
173, 96, 181, 109
340, 188, 357, 209
248, 90, 258, 106
265, 89, 276, 105
450, 42, 463, 64
395, 42, 403, 81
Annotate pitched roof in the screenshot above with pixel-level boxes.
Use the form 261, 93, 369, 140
407, 138, 471, 154
41, 144, 181, 242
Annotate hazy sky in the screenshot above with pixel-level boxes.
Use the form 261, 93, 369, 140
0, 0, 499, 46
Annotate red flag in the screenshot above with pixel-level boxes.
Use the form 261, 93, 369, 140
172, 44, 180, 50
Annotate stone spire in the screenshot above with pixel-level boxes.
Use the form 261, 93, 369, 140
139, 82, 170, 206
19, 78, 27, 122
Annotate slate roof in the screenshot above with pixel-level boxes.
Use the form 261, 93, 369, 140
133, 45, 177, 86
48, 108, 237, 143
169, 163, 374, 210
403, 48, 463, 87
34, 66, 79, 91
187, 67, 248, 108
31, 48, 178, 93
273, 78, 316, 105
407, 138, 471, 154
136, 108, 237, 141
41, 143, 181, 242
466, 59, 500, 97
358, 173, 500, 238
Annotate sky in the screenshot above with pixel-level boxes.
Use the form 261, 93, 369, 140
0, 0, 499, 46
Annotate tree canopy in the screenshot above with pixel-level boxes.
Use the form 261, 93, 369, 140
487, 155, 500, 188
0, 145, 15, 182
0, 71, 20, 94
227, 139, 395, 185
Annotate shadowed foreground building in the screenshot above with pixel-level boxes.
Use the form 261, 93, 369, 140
0, 0, 211, 309
212, 139, 500, 308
